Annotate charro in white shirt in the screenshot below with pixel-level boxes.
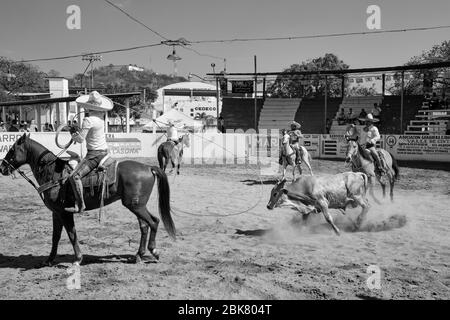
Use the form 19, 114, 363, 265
364, 124, 381, 146
72, 115, 108, 151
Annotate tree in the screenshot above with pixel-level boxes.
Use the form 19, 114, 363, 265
347, 86, 378, 96
388, 40, 450, 95
0, 57, 46, 101
47, 69, 61, 77
267, 53, 349, 98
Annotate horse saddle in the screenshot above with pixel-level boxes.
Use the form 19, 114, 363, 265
364, 149, 387, 168
81, 156, 119, 195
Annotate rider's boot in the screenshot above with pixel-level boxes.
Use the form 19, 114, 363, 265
65, 176, 86, 213
371, 150, 385, 176
295, 147, 301, 165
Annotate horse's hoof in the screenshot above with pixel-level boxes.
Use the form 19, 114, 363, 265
150, 249, 160, 260
134, 254, 143, 264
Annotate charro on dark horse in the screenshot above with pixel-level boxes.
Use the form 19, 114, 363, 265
0, 133, 176, 266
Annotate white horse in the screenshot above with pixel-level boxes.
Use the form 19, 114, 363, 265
280, 133, 313, 180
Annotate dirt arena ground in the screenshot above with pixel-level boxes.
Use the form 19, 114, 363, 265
0, 158, 448, 300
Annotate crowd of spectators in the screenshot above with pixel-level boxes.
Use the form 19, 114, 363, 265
0, 118, 61, 132
336, 104, 382, 126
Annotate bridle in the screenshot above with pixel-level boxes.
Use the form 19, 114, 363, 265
1, 157, 44, 201
345, 140, 368, 172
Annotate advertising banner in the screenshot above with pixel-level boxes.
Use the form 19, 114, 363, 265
384, 135, 450, 162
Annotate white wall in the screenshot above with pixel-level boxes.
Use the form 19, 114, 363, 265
1, 132, 449, 163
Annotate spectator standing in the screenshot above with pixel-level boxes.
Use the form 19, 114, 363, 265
29, 119, 39, 132
0, 122, 6, 132
347, 108, 355, 124
9, 120, 19, 132
43, 122, 52, 132
337, 108, 346, 125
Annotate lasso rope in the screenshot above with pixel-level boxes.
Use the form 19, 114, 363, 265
151, 118, 268, 218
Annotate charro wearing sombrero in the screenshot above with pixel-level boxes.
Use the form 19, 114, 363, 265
65, 91, 113, 213
361, 113, 385, 176
287, 121, 303, 164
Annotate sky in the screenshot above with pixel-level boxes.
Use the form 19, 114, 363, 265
0, 0, 449, 79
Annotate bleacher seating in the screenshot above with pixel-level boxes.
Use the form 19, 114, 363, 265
381, 95, 423, 134
405, 108, 450, 135
220, 97, 263, 131
294, 97, 342, 134
258, 98, 301, 131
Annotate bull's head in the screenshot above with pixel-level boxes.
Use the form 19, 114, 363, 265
0, 133, 29, 176
267, 178, 316, 214
267, 179, 288, 210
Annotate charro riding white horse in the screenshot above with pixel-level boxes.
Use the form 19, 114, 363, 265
280, 132, 313, 180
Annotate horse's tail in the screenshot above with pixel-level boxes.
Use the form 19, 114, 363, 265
150, 166, 176, 240
389, 152, 400, 181
157, 145, 164, 169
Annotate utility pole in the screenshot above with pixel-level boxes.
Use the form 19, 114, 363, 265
254, 55, 258, 132
81, 54, 102, 91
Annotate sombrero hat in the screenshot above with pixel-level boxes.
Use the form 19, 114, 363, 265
289, 121, 301, 129
75, 91, 113, 111
359, 113, 379, 123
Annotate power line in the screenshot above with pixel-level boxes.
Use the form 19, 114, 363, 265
103, 0, 169, 41
180, 45, 225, 61
102, 1, 227, 63
191, 25, 450, 44
16, 43, 162, 63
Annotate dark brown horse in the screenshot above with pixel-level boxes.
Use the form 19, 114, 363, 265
157, 133, 190, 175
0, 133, 176, 266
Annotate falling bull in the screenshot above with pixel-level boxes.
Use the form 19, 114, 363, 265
267, 172, 370, 235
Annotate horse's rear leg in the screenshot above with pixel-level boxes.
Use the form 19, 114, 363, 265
128, 206, 160, 261
164, 157, 170, 172
135, 218, 149, 262
389, 174, 395, 202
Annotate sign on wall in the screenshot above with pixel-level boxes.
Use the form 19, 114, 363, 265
384, 135, 450, 162
302, 134, 320, 158
231, 80, 254, 94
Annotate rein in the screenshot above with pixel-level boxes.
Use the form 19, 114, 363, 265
1, 158, 45, 201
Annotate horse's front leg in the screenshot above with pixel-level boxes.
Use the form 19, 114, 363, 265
61, 213, 83, 264
368, 175, 382, 204
282, 162, 287, 180
377, 174, 387, 198
40, 211, 63, 267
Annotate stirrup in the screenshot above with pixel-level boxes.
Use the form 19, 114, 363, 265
65, 204, 85, 214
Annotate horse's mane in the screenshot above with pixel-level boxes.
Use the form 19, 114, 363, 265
26, 137, 68, 173
356, 142, 372, 161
